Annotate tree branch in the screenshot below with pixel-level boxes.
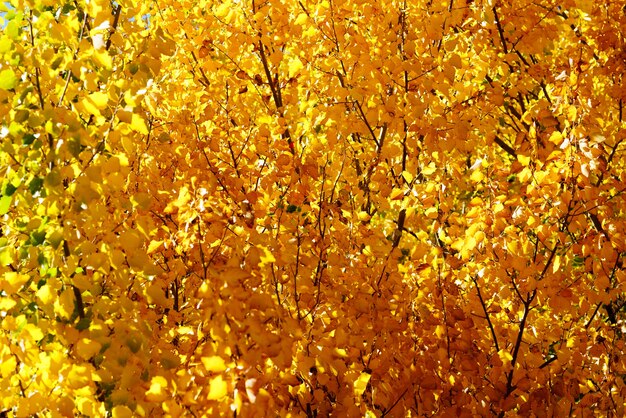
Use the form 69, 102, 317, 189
472, 275, 500, 352
493, 6, 508, 54
493, 136, 517, 158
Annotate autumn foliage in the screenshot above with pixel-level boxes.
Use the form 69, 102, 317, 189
1, 0, 626, 416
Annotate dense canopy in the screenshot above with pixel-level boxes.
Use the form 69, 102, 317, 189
1, 0, 625, 416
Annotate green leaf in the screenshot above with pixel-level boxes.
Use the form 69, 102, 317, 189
75, 317, 91, 331
0, 69, 17, 90
572, 256, 584, 268
28, 177, 43, 195
0, 195, 12, 215
61, 3, 75, 14
30, 230, 46, 246
23, 134, 36, 146
5, 20, 20, 40
68, 137, 82, 157
4, 183, 17, 196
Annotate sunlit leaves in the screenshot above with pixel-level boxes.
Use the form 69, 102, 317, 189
354, 371, 371, 397
0, 0, 625, 416
0, 69, 17, 90
207, 375, 228, 400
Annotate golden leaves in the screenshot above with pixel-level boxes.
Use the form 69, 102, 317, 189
164, 186, 191, 214
130, 113, 149, 135
111, 405, 134, 418
1, 0, 626, 416
145, 375, 169, 402
201, 356, 227, 372
75, 338, 103, 361
353, 372, 371, 396
207, 375, 228, 400
0, 272, 29, 294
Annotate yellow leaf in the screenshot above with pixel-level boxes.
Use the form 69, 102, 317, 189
85, 0, 105, 16
498, 349, 513, 363
164, 186, 190, 213
566, 105, 577, 121
112, 405, 134, 418
548, 131, 563, 145
55, 288, 75, 320
76, 398, 96, 416
147, 240, 163, 254
552, 255, 561, 274
517, 154, 531, 166
462, 237, 477, 258
389, 188, 404, 200
177, 326, 194, 335
434, 325, 446, 338
215, 3, 230, 18
422, 162, 437, 176
23, 323, 44, 342
106, 171, 125, 190
87, 91, 109, 110
131, 113, 149, 135
0, 68, 17, 90
357, 211, 371, 221
201, 356, 227, 372
294, 13, 308, 25
258, 245, 276, 267
288, 57, 304, 78
78, 96, 101, 117
269, 51, 283, 66
208, 375, 228, 400
36, 284, 55, 305
0, 245, 14, 265
518, 167, 532, 183
354, 372, 371, 396
146, 376, 168, 402
470, 169, 484, 183
67, 365, 91, 390
146, 283, 169, 307
425, 207, 438, 219
333, 348, 348, 358
76, 338, 102, 360
93, 50, 112, 70
1, 272, 29, 294
451, 238, 464, 252
0, 354, 16, 377
0, 297, 16, 312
